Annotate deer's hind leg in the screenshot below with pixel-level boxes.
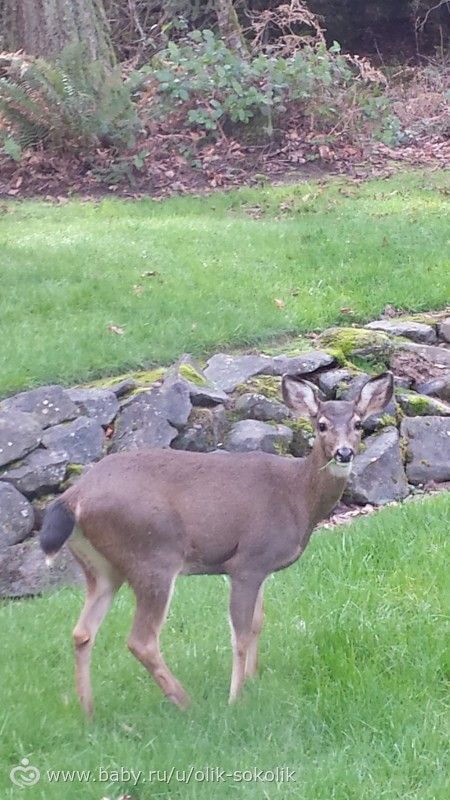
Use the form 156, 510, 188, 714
245, 584, 265, 678
70, 529, 123, 718
127, 565, 190, 709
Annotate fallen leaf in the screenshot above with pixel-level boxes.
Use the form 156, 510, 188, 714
141, 270, 160, 278
108, 324, 125, 335
274, 298, 285, 309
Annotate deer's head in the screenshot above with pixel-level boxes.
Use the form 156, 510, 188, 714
282, 372, 393, 477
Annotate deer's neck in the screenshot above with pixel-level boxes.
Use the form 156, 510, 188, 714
299, 442, 350, 529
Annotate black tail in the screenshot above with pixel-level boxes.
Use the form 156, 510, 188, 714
39, 498, 75, 556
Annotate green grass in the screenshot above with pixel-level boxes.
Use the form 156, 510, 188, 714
1, 494, 449, 799
1, 169, 449, 397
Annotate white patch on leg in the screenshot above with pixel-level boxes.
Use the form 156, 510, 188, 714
69, 527, 118, 586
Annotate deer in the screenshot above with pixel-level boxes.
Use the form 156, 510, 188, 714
39, 371, 393, 717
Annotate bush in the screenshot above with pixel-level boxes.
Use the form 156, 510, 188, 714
147, 29, 390, 139
0, 44, 139, 154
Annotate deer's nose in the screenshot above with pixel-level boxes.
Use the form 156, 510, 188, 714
335, 447, 354, 463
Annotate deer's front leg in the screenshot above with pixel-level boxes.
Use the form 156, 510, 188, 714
228, 574, 265, 703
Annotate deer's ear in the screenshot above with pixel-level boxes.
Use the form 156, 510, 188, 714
354, 372, 394, 420
282, 376, 320, 418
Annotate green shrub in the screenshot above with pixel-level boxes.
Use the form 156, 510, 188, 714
0, 44, 139, 153
148, 30, 388, 138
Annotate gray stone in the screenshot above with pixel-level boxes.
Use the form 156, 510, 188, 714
336, 373, 371, 401
0, 409, 42, 468
189, 383, 229, 406
393, 342, 450, 370
0, 449, 68, 497
1, 385, 77, 428
396, 392, 450, 417
225, 420, 293, 454
401, 416, 450, 484
317, 368, 353, 399
110, 378, 138, 398
438, 317, 450, 343
344, 427, 409, 506
67, 387, 119, 426
111, 388, 181, 452
416, 377, 450, 403
0, 538, 83, 598
165, 355, 228, 406
365, 319, 437, 345
204, 354, 272, 393
0, 482, 34, 550
171, 406, 228, 452
270, 350, 335, 377
42, 417, 105, 464
235, 393, 290, 423
160, 379, 192, 428
393, 375, 413, 389
320, 326, 395, 362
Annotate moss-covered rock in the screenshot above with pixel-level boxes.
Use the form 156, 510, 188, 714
234, 375, 282, 400
396, 390, 450, 417
178, 364, 207, 386
319, 326, 395, 365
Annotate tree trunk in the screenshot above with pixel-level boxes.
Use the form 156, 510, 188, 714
1, 0, 115, 63
214, 0, 248, 55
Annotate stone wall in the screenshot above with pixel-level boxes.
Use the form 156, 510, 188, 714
1, 313, 449, 597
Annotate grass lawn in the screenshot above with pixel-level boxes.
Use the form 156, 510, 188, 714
1, 169, 449, 398
1, 493, 449, 799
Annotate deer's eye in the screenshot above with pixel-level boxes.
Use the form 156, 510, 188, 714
318, 421, 328, 432
354, 419, 363, 430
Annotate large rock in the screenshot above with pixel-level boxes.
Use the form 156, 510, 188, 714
0, 538, 83, 598
158, 380, 192, 428
171, 406, 228, 452
393, 342, 450, 370
437, 317, 450, 343
165, 354, 228, 406
336, 373, 370, 400
270, 350, 335, 377
416, 377, 450, 403
0, 409, 42, 468
67, 387, 119, 426
1, 385, 77, 428
401, 417, 450, 484
344, 427, 409, 506
235, 393, 290, 423
0, 482, 35, 550
365, 319, 437, 345
111, 382, 192, 452
320, 327, 395, 362
0, 449, 68, 497
109, 377, 138, 398
317, 368, 353, 399
204, 354, 272, 393
42, 417, 105, 464
225, 420, 293, 454
396, 391, 450, 417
